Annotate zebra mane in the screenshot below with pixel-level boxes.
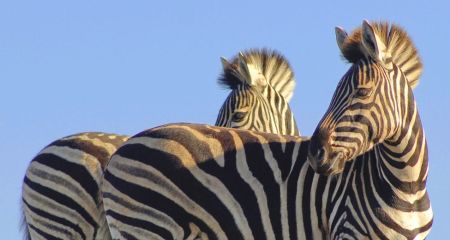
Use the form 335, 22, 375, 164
341, 21, 423, 88
219, 48, 296, 101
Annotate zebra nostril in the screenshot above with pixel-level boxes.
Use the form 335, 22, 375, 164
317, 147, 325, 160
308, 146, 330, 173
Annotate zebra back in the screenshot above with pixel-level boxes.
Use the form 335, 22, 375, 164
102, 123, 310, 240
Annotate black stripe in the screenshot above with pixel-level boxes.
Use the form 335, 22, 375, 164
376, 156, 430, 211
346, 181, 369, 236
346, 160, 369, 236
240, 130, 283, 240
146, 127, 254, 239
33, 153, 99, 203
23, 198, 87, 239
104, 170, 216, 239
329, 162, 353, 230
120, 231, 140, 240
105, 210, 172, 239
27, 224, 63, 240
112, 141, 239, 239
360, 158, 390, 240
194, 128, 267, 238
51, 136, 114, 169
365, 155, 427, 238
314, 173, 329, 238
286, 150, 303, 240
269, 140, 295, 181
23, 176, 97, 232
301, 166, 315, 239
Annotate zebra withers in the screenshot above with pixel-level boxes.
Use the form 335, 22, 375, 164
21, 49, 300, 240
102, 21, 431, 239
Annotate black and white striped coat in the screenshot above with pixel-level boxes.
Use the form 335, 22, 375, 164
102, 21, 432, 239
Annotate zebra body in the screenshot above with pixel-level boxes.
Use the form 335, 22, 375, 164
102, 123, 310, 240
22, 49, 299, 239
102, 21, 431, 239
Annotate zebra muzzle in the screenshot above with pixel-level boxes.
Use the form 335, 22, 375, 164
308, 145, 331, 174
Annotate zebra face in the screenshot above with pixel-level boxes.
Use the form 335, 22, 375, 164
309, 58, 405, 175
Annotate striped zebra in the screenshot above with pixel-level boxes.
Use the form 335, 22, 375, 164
101, 20, 432, 239
307, 21, 432, 239
21, 49, 299, 240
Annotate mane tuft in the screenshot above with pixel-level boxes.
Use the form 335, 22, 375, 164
219, 48, 296, 101
341, 21, 423, 88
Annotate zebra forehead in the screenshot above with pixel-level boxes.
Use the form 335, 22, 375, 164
340, 63, 370, 85
230, 85, 256, 99
353, 60, 383, 84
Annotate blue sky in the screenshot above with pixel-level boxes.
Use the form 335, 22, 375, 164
1, 1, 449, 239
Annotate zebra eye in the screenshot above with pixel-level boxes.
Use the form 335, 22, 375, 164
355, 88, 372, 98
232, 111, 246, 122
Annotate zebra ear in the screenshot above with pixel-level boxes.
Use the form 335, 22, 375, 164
361, 20, 387, 62
335, 26, 348, 54
220, 57, 231, 71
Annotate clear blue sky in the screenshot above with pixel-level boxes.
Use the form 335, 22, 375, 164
1, 1, 449, 239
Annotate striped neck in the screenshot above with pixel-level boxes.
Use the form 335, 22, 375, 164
381, 81, 428, 186
265, 86, 299, 136
370, 100, 432, 238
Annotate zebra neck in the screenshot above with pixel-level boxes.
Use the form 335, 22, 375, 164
378, 105, 428, 195
266, 87, 299, 136
326, 113, 432, 239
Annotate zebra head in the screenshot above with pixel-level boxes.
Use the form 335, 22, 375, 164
308, 20, 423, 175
215, 49, 299, 136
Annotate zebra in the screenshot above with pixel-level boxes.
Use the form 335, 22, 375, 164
307, 20, 432, 239
21, 48, 300, 240
101, 20, 432, 239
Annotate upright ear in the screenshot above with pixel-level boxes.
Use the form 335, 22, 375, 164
220, 57, 232, 71
361, 20, 387, 62
335, 26, 348, 54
